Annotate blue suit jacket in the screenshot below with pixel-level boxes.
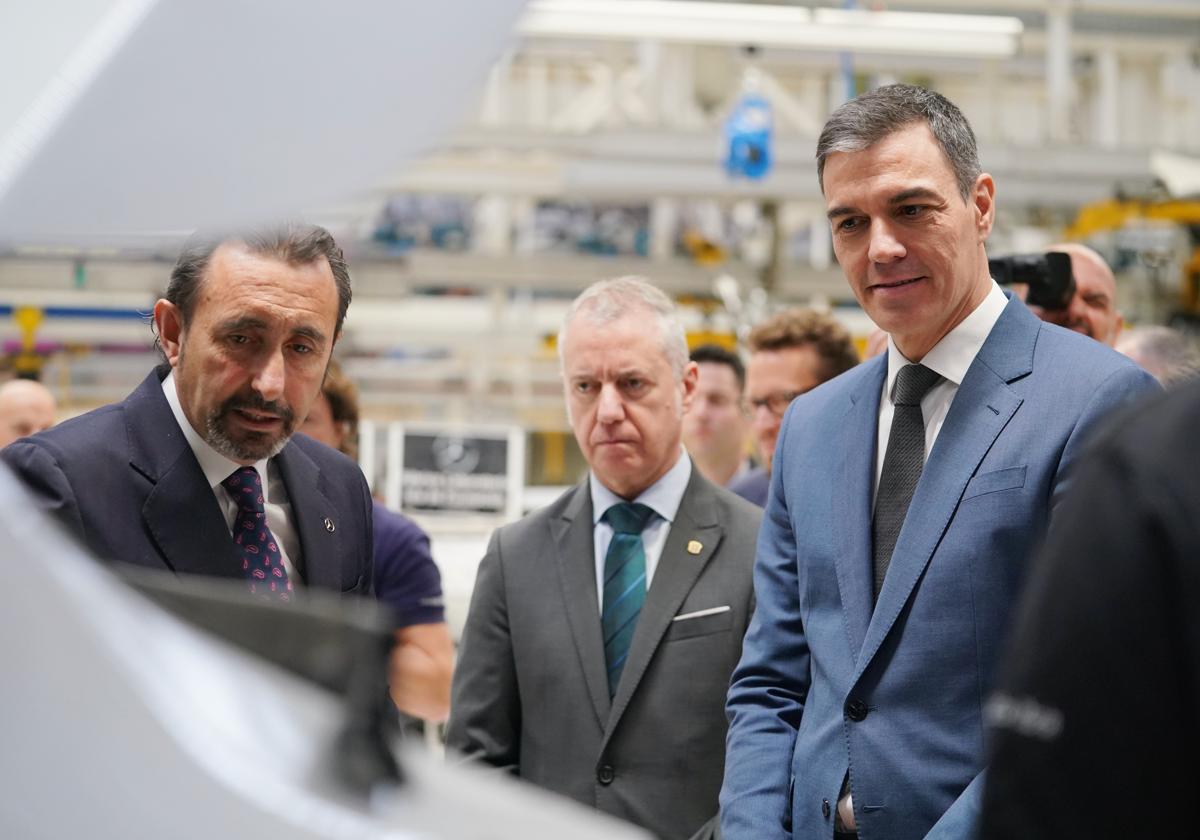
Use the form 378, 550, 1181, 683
720, 298, 1158, 840
1, 368, 373, 594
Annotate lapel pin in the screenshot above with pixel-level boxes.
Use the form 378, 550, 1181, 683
687, 540, 703, 555
324, 517, 336, 533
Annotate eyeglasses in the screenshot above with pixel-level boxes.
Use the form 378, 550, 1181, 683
743, 390, 805, 418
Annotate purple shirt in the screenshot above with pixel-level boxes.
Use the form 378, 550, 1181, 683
372, 501, 444, 626
729, 466, 769, 508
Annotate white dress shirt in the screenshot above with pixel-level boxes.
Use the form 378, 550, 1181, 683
874, 282, 1009, 505
162, 373, 302, 583
589, 449, 691, 612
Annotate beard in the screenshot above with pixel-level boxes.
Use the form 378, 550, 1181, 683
204, 392, 296, 463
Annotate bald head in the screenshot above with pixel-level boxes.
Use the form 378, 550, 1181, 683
0, 379, 57, 448
1047, 243, 1122, 346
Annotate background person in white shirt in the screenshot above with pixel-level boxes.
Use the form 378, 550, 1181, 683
682, 343, 752, 488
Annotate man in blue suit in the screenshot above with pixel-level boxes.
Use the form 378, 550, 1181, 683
719, 84, 1159, 840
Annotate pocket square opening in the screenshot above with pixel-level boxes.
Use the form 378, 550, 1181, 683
672, 605, 732, 622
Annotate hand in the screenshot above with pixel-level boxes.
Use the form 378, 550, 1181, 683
388, 622, 455, 722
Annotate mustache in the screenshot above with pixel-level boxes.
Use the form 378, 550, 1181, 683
218, 394, 295, 425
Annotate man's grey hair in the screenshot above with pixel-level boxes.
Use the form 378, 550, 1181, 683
1116, 326, 1200, 387
816, 83, 981, 202
558, 276, 689, 378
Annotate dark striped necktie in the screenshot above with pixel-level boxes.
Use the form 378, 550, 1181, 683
601, 502, 656, 697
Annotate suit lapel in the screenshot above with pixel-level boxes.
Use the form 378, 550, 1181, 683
602, 470, 722, 745
853, 299, 1034, 682
276, 443, 341, 589
128, 369, 241, 578
832, 357, 886, 661
550, 484, 611, 728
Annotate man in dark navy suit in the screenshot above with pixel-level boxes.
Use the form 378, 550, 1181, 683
2, 225, 373, 598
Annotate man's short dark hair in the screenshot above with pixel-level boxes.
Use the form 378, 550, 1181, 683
690, 343, 745, 391
747, 309, 859, 382
816, 82, 981, 202
165, 223, 352, 335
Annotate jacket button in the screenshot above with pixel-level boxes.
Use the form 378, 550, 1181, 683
845, 698, 869, 721
822, 798, 831, 819
597, 764, 615, 785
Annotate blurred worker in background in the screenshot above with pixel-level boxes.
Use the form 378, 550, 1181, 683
448, 276, 762, 840
1032, 242, 1123, 346
682, 344, 752, 487
1115, 324, 1200, 386
1, 225, 374, 599
729, 309, 859, 507
0, 378, 56, 448
300, 360, 453, 722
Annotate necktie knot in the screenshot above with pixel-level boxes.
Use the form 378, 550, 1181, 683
221, 466, 265, 514
893, 364, 942, 407
603, 502, 655, 535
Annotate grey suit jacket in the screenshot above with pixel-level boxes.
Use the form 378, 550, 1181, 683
446, 466, 762, 840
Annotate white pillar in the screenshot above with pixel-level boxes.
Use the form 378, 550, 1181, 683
657, 45, 701, 129
809, 216, 831, 272
480, 51, 512, 127
473, 195, 512, 256
650, 198, 677, 261
637, 40, 661, 124
527, 58, 549, 129
1095, 45, 1119, 149
1045, 1, 1073, 144
979, 59, 1001, 146
512, 197, 537, 255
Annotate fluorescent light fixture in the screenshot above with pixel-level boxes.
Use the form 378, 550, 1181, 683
519, 0, 1023, 58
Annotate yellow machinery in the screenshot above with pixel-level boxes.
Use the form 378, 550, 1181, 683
1065, 196, 1200, 320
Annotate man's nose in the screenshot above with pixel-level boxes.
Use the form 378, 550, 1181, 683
868, 220, 906, 263
751, 404, 778, 430
252, 348, 286, 402
596, 383, 625, 423
1064, 294, 1092, 333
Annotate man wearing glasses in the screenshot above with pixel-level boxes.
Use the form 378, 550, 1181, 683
730, 309, 860, 506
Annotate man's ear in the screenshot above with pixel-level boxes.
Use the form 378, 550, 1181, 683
680, 360, 699, 413
973, 172, 996, 240
154, 299, 185, 367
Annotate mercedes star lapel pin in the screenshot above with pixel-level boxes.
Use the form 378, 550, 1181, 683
324, 517, 336, 533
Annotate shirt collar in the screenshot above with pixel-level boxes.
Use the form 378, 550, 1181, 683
591, 447, 691, 526
885, 281, 1008, 396
162, 372, 272, 498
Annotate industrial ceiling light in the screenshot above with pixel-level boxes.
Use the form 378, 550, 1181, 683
518, 0, 1024, 59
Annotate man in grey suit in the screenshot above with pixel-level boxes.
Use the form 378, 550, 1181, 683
447, 276, 763, 840
720, 84, 1159, 839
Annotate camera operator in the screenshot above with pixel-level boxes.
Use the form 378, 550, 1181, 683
1037, 243, 1123, 347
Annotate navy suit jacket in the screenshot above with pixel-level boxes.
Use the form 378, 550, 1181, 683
720, 298, 1159, 840
1, 368, 373, 594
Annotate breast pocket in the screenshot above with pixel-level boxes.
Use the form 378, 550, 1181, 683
664, 606, 733, 642
962, 465, 1027, 502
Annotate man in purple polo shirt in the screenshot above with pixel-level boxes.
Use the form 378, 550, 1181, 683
301, 361, 453, 722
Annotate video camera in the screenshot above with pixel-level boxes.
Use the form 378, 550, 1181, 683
989, 251, 1076, 310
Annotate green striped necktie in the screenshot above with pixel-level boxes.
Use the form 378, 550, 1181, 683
601, 502, 656, 697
